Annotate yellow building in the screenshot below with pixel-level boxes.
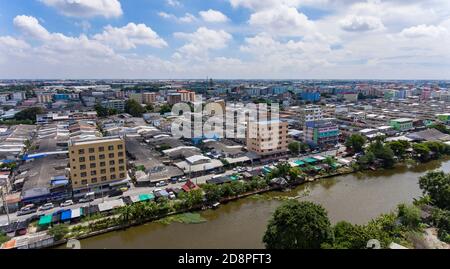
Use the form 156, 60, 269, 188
246, 120, 289, 156
69, 136, 128, 198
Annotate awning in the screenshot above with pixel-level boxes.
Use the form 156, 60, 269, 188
70, 208, 82, 219
139, 194, 154, 202
60, 210, 72, 222
294, 160, 306, 166
303, 157, 318, 164
313, 156, 326, 161
38, 215, 52, 226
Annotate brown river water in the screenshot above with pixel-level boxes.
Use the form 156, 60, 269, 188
65, 158, 450, 249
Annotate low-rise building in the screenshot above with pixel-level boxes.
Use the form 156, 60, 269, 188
304, 118, 340, 149
389, 118, 414, 132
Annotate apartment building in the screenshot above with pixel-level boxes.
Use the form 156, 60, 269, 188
128, 93, 143, 104
304, 118, 340, 149
36, 93, 54, 103
178, 90, 196, 102
246, 120, 289, 156
300, 105, 323, 128
69, 137, 128, 198
389, 118, 414, 132
101, 99, 125, 112
142, 92, 157, 104
167, 93, 182, 105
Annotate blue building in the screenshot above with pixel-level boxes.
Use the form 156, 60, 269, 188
299, 92, 321, 102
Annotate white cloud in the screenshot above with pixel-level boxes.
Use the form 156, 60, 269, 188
340, 15, 384, 32
158, 12, 196, 23
94, 23, 167, 49
199, 9, 229, 23
41, 0, 123, 18
174, 27, 232, 59
166, 0, 182, 7
248, 5, 313, 36
13, 15, 51, 40
400, 24, 448, 38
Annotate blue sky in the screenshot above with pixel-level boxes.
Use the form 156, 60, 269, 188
1, 0, 450, 79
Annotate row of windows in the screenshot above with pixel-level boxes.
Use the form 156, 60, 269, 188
76, 166, 126, 177
76, 173, 127, 185
75, 144, 124, 155
76, 160, 125, 170
75, 152, 124, 162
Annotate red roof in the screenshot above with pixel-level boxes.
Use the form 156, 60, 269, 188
182, 180, 199, 192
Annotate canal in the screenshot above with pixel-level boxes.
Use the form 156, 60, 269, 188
75, 158, 450, 249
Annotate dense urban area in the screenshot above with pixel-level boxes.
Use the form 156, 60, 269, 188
0, 79, 450, 249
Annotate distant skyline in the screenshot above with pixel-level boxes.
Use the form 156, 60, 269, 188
1, 0, 450, 79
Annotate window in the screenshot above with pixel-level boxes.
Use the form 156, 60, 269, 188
110, 175, 116, 180
109, 153, 115, 158
119, 159, 124, 164
99, 146, 105, 152
79, 157, 85, 162
118, 152, 124, 157
100, 162, 106, 167
80, 165, 86, 170
109, 160, 115, 166
89, 148, 95, 153
118, 145, 123, 150
101, 169, 106, 174
108, 145, 114, 151
91, 178, 97, 183
89, 156, 96, 161
119, 166, 125, 171
81, 179, 88, 185
120, 173, 126, 178
90, 171, 97, 176
78, 149, 85, 154
81, 172, 87, 177
71, 151, 75, 154
101, 176, 107, 182
90, 163, 96, 169
110, 168, 116, 173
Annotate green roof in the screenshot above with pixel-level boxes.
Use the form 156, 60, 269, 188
230, 176, 239, 181
139, 194, 155, 201
312, 166, 322, 171
38, 215, 52, 226
294, 160, 306, 166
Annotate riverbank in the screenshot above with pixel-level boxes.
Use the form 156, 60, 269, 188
47, 156, 450, 249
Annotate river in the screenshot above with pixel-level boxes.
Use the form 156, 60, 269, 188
74, 158, 450, 249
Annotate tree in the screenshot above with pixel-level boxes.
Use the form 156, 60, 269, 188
14, 107, 44, 123
0, 232, 9, 245
419, 171, 450, 210
179, 189, 204, 208
145, 103, 154, 112
288, 167, 304, 183
159, 104, 172, 115
429, 123, 450, 135
397, 203, 421, 229
323, 221, 367, 249
94, 103, 118, 117
48, 224, 69, 241
288, 142, 300, 155
366, 139, 395, 168
202, 184, 223, 203
263, 200, 333, 249
386, 140, 410, 158
125, 99, 146, 117
413, 143, 431, 161
345, 134, 366, 153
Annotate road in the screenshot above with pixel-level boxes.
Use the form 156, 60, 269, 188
0, 150, 341, 226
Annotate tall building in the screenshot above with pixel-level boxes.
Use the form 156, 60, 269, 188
128, 93, 143, 104
167, 93, 182, 105
142, 92, 157, 104
37, 93, 54, 103
300, 105, 323, 128
69, 137, 128, 198
304, 118, 340, 149
246, 120, 288, 156
177, 90, 196, 102
101, 99, 125, 112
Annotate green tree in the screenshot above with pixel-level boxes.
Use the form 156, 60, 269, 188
429, 123, 450, 135
366, 139, 395, 168
323, 221, 367, 249
94, 103, 109, 117
14, 107, 44, 123
125, 99, 146, 117
179, 189, 204, 208
145, 103, 154, 112
288, 142, 300, 155
413, 143, 431, 161
48, 224, 69, 241
263, 200, 333, 249
397, 203, 421, 229
419, 171, 450, 210
345, 134, 366, 153
159, 104, 173, 115
202, 184, 223, 203
0, 232, 10, 245
386, 140, 410, 159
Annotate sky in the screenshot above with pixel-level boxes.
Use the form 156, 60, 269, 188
1, 0, 450, 79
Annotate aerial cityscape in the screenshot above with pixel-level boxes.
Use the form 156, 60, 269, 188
1, 0, 450, 253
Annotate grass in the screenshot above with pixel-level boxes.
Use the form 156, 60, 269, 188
156, 213, 207, 225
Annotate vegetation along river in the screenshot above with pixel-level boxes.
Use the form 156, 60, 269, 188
73, 158, 450, 249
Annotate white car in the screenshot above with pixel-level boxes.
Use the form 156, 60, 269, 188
178, 177, 188, 183
38, 203, 54, 211
156, 181, 168, 187
153, 188, 162, 193
61, 200, 74, 207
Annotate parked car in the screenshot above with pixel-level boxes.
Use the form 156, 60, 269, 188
38, 203, 54, 212
17, 207, 37, 216
178, 177, 188, 183
169, 193, 176, 200
79, 197, 94, 203
108, 189, 124, 197
153, 188, 162, 193
156, 181, 168, 187
61, 200, 74, 207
